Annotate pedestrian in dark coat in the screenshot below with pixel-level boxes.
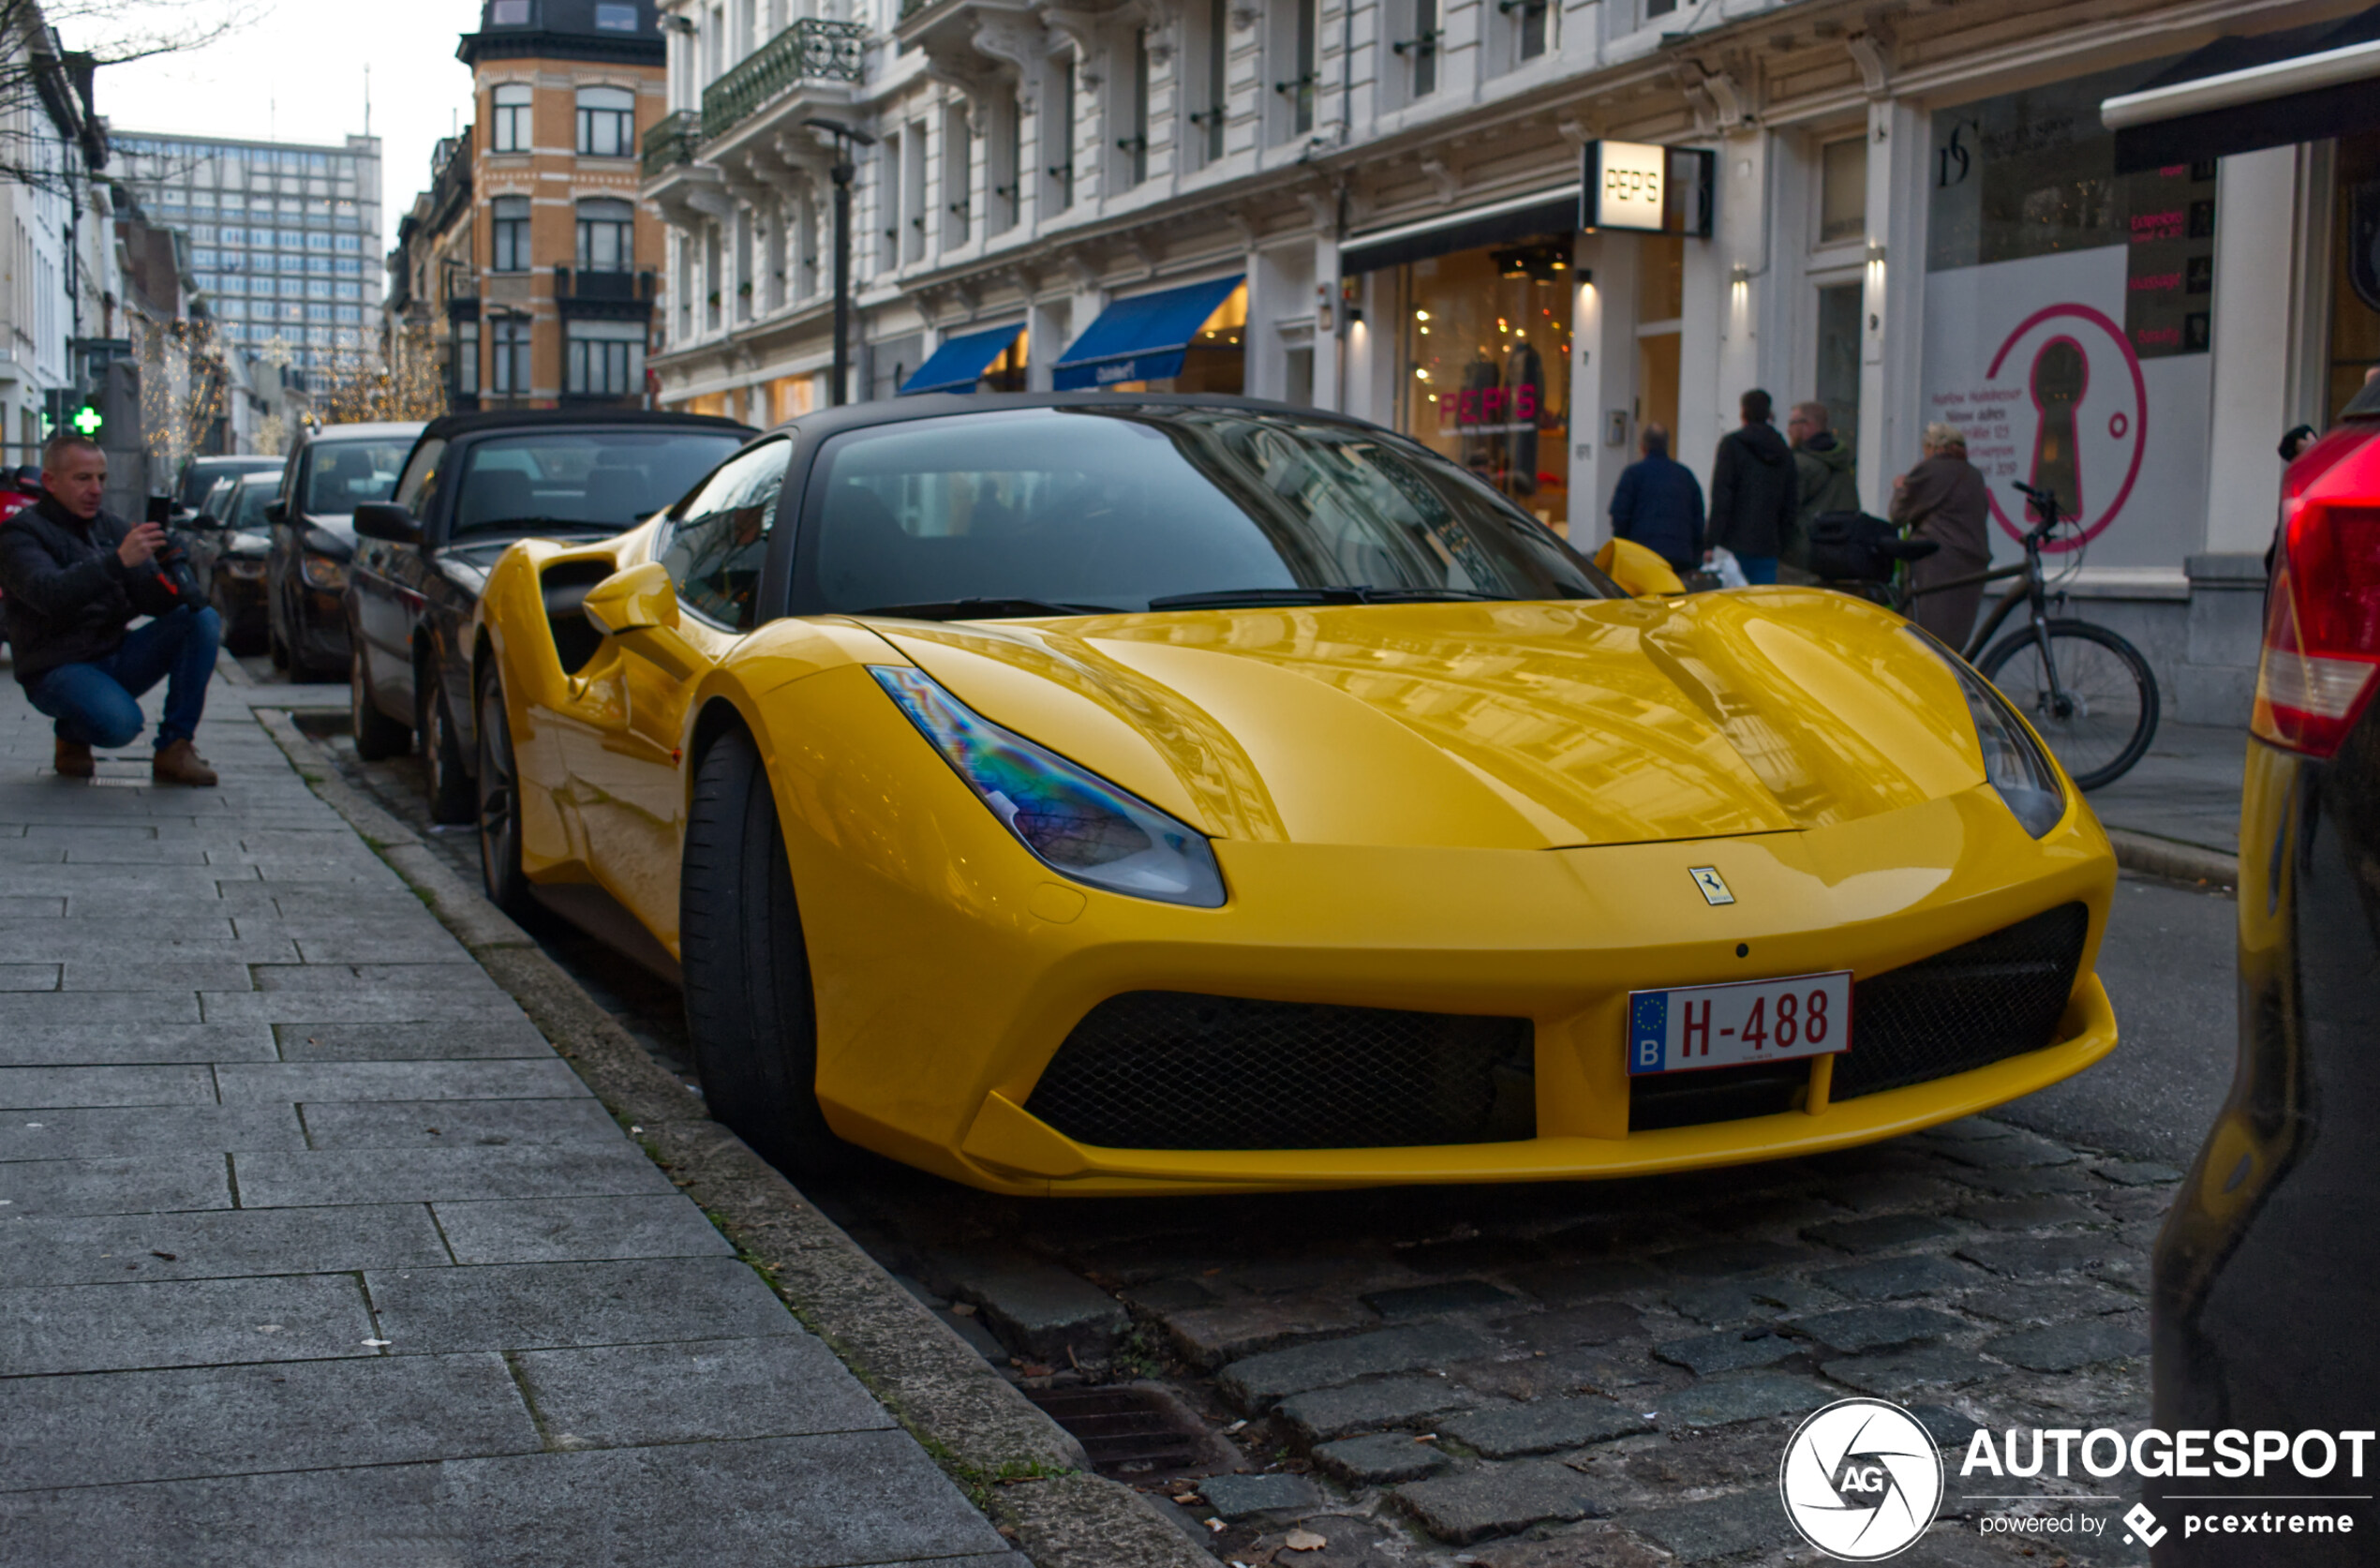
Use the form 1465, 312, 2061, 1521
1607, 424, 1704, 574
1705, 389, 1796, 584
1890, 422, 1994, 648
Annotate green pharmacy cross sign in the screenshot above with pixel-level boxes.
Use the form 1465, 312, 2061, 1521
70, 403, 103, 437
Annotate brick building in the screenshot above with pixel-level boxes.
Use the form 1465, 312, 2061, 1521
431, 0, 669, 410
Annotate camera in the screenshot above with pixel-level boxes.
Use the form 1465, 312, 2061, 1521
144, 494, 201, 602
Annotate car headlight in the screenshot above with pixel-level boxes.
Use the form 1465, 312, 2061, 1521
1908, 628, 2067, 838
870, 665, 1227, 907
301, 553, 348, 591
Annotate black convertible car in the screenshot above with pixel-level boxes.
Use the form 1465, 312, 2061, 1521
346, 408, 751, 820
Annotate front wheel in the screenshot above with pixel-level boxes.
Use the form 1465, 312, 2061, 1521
418, 665, 475, 827
350, 647, 412, 762
1977, 619, 2160, 791
678, 727, 850, 1178
474, 664, 537, 920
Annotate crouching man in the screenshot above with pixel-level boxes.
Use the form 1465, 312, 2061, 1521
0, 433, 219, 785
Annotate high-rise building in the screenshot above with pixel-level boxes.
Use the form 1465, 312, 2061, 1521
107, 130, 383, 370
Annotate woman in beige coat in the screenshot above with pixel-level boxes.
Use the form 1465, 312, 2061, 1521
1890, 423, 1993, 648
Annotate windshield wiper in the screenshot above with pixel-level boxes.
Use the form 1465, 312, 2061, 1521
1145, 586, 1515, 611
852, 596, 1119, 620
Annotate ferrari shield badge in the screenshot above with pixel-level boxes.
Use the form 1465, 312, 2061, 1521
1689, 866, 1734, 906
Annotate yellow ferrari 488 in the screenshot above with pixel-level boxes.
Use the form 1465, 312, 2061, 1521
466, 395, 2117, 1196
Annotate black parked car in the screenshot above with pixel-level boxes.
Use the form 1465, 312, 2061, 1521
266, 421, 424, 679
179, 471, 278, 652
347, 409, 751, 820
2151, 378, 2380, 1563
172, 453, 281, 515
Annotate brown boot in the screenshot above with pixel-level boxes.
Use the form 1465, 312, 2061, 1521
52, 739, 94, 779
151, 739, 218, 788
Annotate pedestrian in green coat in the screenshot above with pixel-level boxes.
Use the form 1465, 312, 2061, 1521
1787, 402, 1861, 572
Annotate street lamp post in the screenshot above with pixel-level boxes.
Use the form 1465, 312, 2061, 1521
804, 116, 875, 408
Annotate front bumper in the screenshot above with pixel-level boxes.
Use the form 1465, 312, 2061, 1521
775, 681, 2119, 1195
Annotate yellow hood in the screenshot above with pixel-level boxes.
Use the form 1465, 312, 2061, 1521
866, 589, 1989, 850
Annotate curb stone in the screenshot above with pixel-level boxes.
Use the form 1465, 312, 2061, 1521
2103, 827, 2238, 890
254, 709, 1211, 1568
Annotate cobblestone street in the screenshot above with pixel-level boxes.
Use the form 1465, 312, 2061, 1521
315, 682, 2218, 1568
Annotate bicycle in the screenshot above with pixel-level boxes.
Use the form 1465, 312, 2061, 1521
1822, 482, 2161, 791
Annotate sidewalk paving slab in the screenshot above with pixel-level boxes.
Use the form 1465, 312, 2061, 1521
0, 664, 1057, 1566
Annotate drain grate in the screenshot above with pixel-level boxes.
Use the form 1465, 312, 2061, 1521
1024, 1384, 1211, 1477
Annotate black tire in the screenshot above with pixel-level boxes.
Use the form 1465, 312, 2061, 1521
267, 599, 290, 670
679, 727, 849, 1177
474, 664, 537, 920
417, 662, 475, 826
1978, 618, 2161, 792
350, 646, 412, 762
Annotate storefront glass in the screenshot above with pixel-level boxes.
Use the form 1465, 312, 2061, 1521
1922, 60, 2209, 571
2329, 131, 2380, 419
1400, 243, 1573, 531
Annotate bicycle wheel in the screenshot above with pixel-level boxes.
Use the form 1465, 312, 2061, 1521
1977, 619, 2160, 791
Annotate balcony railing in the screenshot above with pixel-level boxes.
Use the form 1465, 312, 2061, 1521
642, 110, 701, 180
555, 266, 658, 304
701, 18, 867, 142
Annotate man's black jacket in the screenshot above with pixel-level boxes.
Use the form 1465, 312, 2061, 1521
0, 497, 180, 682
1706, 421, 1798, 560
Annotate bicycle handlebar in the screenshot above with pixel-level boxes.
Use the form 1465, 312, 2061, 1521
2008, 481, 2062, 546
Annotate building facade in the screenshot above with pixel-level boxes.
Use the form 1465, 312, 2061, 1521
442, 0, 671, 411
0, 3, 117, 470
647, 0, 2379, 723
107, 128, 382, 372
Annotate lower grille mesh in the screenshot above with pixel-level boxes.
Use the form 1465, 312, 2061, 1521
1629, 902, 2092, 1129
1024, 993, 1535, 1151
1828, 901, 2090, 1100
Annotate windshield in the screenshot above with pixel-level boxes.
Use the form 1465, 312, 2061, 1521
793, 406, 1615, 617
303, 441, 410, 514
230, 479, 276, 531
181, 459, 276, 510
452, 429, 745, 537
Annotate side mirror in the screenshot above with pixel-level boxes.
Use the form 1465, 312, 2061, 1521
264, 500, 288, 526
581, 560, 680, 638
353, 502, 424, 545
1593, 537, 1687, 598
190, 512, 220, 530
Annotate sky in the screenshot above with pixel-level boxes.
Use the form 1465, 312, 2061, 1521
70, 0, 489, 259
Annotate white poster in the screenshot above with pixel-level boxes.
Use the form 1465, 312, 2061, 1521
1920, 246, 2210, 573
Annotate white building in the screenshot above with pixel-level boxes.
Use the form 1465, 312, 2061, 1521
646, 0, 2380, 721
0, 4, 118, 470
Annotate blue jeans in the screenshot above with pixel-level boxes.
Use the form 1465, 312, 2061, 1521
1734, 554, 1780, 585
26, 605, 221, 750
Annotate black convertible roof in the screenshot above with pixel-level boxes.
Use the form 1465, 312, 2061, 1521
417, 408, 756, 442
754, 390, 1360, 443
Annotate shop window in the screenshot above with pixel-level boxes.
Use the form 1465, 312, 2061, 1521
1820, 136, 1867, 246
576, 197, 634, 274
491, 197, 531, 273
2329, 131, 2380, 417
1815, 283, 1862, 441
491, 83, 533, 154
1401, 245, 1573, 530
577, 86, 636, 158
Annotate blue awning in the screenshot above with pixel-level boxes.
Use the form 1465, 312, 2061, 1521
900, 323, 1026, 396
1052, 276, 1243, 391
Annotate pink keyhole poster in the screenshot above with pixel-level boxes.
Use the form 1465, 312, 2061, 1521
1922, 245, 2211, 569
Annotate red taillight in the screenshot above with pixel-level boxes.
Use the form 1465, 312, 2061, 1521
2254, 429, 2380, 755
